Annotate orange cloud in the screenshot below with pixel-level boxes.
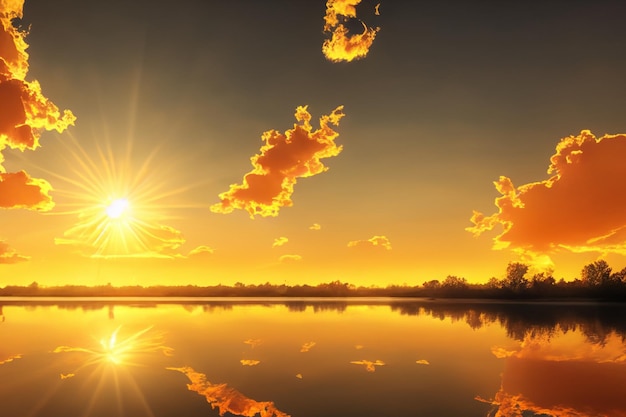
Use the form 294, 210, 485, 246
240, 359, 260, 366
0, 0, 75, 196
0, 240, 27, 263
187, 245, 215, 257
168, 366, 291, 417
322, 0, 380, 62
347, 235, 392, 250
350, 359, 385, 372
279, 254, 302, 263
300, 342, 316, 353
309, 223, 321, 230
468, 131, 626, 258
211, 106, 344, 218
295, 373, 303, 379
415, 359, 430, 365
243, 339, 262, 349
0, 353, 21, 365
272, 237, 288, 248
481, 330, 626, 417
60, 373, 75, 380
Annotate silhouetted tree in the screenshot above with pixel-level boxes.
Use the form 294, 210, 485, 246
504, 262, 529, 293
581, 260, 612, 287
442, 275, 468, 289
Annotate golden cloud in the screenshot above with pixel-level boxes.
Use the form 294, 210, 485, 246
468, 131, 626, 258
59, 373, 75, 380
415, 359, 430, 365
347, 235, 392, 250
243, 339, 262, 349
210, 106, 344, 218
322, 0, 380, 62
309, 223, 321, 230
272, 237, 288, 248
350, 359, 385, 372
295, 373, 303, 379
0, 353, 21, 365
0, 0, 75, 196
0, 240, 27, 263
300, 342, 316, 353
240, 359, 260, 367
168, 366, 291, 417
279, 254, 302, 263
187, 245, 215, 257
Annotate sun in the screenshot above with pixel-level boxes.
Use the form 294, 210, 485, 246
105, 198, 130, 220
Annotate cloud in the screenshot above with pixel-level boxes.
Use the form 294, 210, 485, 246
0, 240, 27, 263
0, 171, 53, 210
279, 254, 302, 263
243, 339, 262, 349
187, 245, 215, 257
295, 373, 303, 379
210, 106, 345, 218
322, 0, 380, 62
350, 359, 385, 372
415, 359, 430, 365
300, 342, 316, 353
347, 235, 392, 250
272, 237, 288, 248
168, 366, 291, 417
60, 373, 75, 380
490, 346, 517, 359
468, 131, 626, 258
240, 359, 260, 366
0, 0, 75, 199
0, 353, 22, 365
309, 223, 321, 230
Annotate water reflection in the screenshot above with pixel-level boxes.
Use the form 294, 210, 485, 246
0, 298, 625, 416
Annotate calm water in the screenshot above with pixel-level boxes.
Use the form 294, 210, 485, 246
1, 298, 625, 417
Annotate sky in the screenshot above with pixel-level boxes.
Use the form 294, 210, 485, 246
1, 0, 626, 287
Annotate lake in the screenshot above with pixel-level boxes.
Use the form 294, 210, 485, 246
1, 298, 625, 417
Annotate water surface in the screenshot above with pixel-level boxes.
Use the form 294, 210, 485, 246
1, 298, 625, 417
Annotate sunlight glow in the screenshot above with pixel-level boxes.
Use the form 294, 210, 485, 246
52, 135, 190, 258
54, 326, 173, 373
105, 198, 130, 220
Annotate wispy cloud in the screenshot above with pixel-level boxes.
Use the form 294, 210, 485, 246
187, 245, 215, 257
244, 339, 262, 349
272, 237, 288, 248
279, 254, 302, 263
309, 223, 321, 230
0, 353, 22, 365
210, 106, 344, 218
415, 359, 430, 365
240, 359, 260, 366
468, 131, 626, 259
168, 366, 291, 417
350, 359, 385, 372
0, 240, 27, 263
300, 342, 316, 353
347, 235, 392, 250
322, 0, 380, 62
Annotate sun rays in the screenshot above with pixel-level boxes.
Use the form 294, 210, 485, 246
53, 325, 173, 374
46, 133, 199, 259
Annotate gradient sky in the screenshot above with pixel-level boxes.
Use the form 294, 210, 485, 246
1, 0, 626, 287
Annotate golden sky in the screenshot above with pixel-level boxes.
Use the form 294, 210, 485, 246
1, 0, 626, 286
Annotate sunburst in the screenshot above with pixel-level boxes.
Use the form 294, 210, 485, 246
44, 133, 203, 258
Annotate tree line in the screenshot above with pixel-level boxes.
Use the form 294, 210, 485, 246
1, 260, 625, 300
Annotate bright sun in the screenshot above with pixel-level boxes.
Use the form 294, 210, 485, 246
105, 198, 130, 220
